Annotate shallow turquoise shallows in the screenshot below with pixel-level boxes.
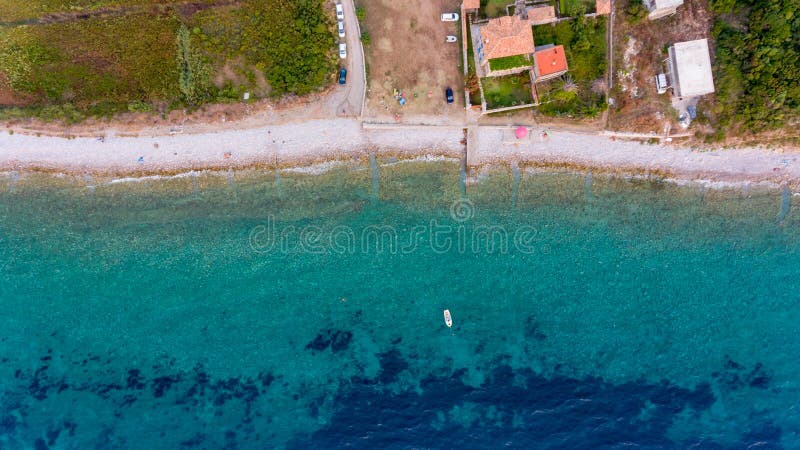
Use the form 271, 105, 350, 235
0, 161, 798, 449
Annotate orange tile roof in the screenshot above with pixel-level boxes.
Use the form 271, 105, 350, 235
534, 45, 568, 77
526, 5, 556, 24
463, 0, 480, 9
596, 0, 611, 15
480, 16, 535, 61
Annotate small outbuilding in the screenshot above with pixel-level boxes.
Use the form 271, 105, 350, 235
525, 5, 557, 25
533, 45, 569, 81
595, 0, 611, 15
666, 39, 715, 98
643, 0, 683, 19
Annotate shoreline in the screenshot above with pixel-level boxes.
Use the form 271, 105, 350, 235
2, 118, 800, 189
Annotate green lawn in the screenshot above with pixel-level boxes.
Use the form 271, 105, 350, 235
558, 0, 597, 15
0, 0, 337, 122
482, 0, 512, 18
488, 55, 531, 71
481, 73, 534, 109
532, 17, 607, 117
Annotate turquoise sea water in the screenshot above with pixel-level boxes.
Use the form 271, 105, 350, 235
0, 161, 798, 448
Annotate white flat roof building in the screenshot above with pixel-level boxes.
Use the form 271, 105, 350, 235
667, 39, 715, 98
644, 0, 683, 19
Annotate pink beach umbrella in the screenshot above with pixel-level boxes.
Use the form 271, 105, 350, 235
515, 126, 528, 139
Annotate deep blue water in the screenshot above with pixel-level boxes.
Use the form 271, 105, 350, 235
0, 162, 798, 448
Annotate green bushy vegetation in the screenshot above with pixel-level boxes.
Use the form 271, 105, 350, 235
0, 0, 336, 121
532, 17, 607, 117
480, 0, 512, 18
230, 0, 335, 96
710, 0, 799, 133
560, 0, 596, 15
488, 55, 531, 71
624, 0, 648, 24
0, 12, 182, 117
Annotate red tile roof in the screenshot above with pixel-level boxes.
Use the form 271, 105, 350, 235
526, 5, 556, 24
480, 16, 535, 61
596, 0, 611, 15
463, 0, 480, 9
534, 45, 568, 77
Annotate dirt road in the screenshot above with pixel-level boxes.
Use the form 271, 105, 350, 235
331, 0, 366, 118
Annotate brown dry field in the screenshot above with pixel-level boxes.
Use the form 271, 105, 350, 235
608, 0, 712, 132
357, 0, 464, 121
0, 73, 32, 107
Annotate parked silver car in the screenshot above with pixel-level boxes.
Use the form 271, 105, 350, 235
441, 13, 459, 21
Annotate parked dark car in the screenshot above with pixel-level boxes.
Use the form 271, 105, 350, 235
445, 87, 454, 104
338, 68, 347, 85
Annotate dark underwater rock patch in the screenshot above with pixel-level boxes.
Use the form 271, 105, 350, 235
126, 369, 145, 390
524, 316, 547, 341
26, 364, 68, 401
34, 438, 48, 450
152, 375, 181, 398
179, 432, 206, 448
4, 354, 283, 448
305, 329, 353, 353
298, 361, 780, 449
0, 414, 17, 434
1, 347, 785, 449
258, 372, 275, 388
375, 349, 408, 385
45, 420, 75, 447
712, 356, 771, 390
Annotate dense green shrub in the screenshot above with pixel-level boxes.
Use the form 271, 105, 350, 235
176, 24, 212, 104
625, 0, 648, 24
712, 0, 799, 132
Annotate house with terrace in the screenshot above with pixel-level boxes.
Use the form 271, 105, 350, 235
465, 2, 579, 113
475, 16, 536, 76
473, 14, 569, 80
463, 0, 607, 115
665, 39, 715, 98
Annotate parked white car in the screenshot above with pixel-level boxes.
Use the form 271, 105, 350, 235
445, 35, 457, 43
338, 21, 345, 38
339, 43, 347, 59
336, 4, 344, 20
441, 13, 459, 22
